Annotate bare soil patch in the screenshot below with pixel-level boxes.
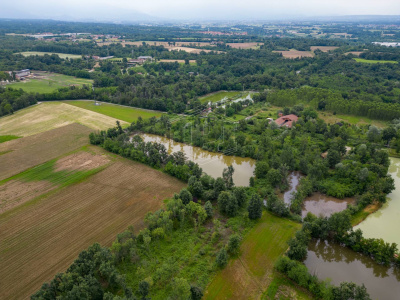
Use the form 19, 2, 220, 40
273, 50, 314, 59
226, 42, 259, 49
0, 158, 185, 300
0, 180, 55, 214
54, 151, 110, 172
0, 123, 92, 181
310, 46, 339, 52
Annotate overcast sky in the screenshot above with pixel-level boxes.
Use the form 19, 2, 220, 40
1, 0, 400, 21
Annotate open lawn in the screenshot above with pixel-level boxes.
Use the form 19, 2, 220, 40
0, 151, 185, 300
16, 51, 82, 59
317, 111, 387, 128
7, 71, 93, 93
63, 100, 163, 123
204, 212, 303, 299
200, 91, 242, 104
354, 58, 398, 64
0, 123, 92, 181
0, 101, 128, 137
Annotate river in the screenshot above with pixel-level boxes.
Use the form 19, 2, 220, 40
304, 239, 400, 300
139, 133, 256, 187
355, 157, 400, 246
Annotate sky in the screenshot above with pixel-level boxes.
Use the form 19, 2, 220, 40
1, 0, 400, 21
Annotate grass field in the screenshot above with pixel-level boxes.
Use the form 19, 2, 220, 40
273, 50, 314, 59
8, 72, 93, 93
16, 51, 82, 59
63, 100, 163, 123
204, 212, 304, 299
0, 123, 92, 181
0, 135, 20, 143
200, 91, 242, 104
317, 111, 387, 128
0, 150, 185, 300
0, 102, 128, 137
354, 58, 398, 64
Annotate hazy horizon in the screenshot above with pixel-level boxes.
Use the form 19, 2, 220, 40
1, 0, 400, 22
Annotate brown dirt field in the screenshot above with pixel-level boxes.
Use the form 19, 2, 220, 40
168, 46, 222, 54
54, 150, 110, 172
0, 123, 92, 181
273, 50, 314, 59
0, 158, 185, 300
310, 46, 339, 52
226, 42, 259, 49
0, 180, 55, 214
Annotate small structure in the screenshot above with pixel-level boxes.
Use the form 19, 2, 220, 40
275, 114, 298, 128
137, 56, 153, 62
10, 69, 31, 80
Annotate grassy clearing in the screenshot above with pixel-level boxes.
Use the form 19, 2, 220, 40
200, 91, 242, 104
351, 202, 381, 226
0, 102, 128, 137
0, 155, 185, 300
63, 100, 163, 123
204, 212, 302, 299
0, 135, 20, 143
8, 72, 93, 93
262, 273, 312, 300
354, 58, 398, 64
317, 111, 387, 128
16, 51, 82, 59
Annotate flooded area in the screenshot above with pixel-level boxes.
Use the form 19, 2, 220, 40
304, 239, 400, 300
139, 133, 256, 186
302, 193, 355, 218
279, 172, 353, 217
355, 157, 400, 246
281, 172, 301, 205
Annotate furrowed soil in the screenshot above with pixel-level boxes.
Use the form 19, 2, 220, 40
0, 158, 185, 300
0, 123, 92, 181
0, 101, 127, 137
204, 212, 301, 300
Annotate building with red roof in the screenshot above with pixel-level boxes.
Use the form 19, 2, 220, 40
274, 114, 298, 128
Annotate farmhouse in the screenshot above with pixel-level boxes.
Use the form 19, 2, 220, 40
137, 56, 153, 62
275, 114, 298, 128
7, 69, 31, 80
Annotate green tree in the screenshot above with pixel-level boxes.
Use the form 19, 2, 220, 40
227, 234, 241, 255
248, 193, 262, 220
179, 188, 193, 205
223, 165, 235, 189
215, 248, 228, 268
170, 277, 191, 300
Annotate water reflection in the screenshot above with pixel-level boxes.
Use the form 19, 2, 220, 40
305, 239, 400, 300
355, 158, 400, 246
139, 133, 256, 187
302, 193, 355, 218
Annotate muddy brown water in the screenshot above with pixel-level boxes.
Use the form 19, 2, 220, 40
138, 133, 256, 187
302, 192, 355, 218
355, 157, 400, 246
304, 239, 400, 300
279, 172, 354, 217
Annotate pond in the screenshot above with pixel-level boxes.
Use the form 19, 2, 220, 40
302, 193, 355, 218
139, 133, 256, 187
279, 172, 354, 218
355, 157, 400, 246
304, 239, 400, 300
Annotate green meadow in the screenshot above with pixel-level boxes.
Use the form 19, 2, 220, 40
354, 58, 398, 64
63, 100, 163, 123
17, 51, 83, 59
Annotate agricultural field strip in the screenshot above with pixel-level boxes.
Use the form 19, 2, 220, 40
0, 123, 92, 181
0, 158, 185, 300
62, 100, 163, 123
16, 51, 82, 59
204, 212, 301, 299
0, 102, 127, 137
